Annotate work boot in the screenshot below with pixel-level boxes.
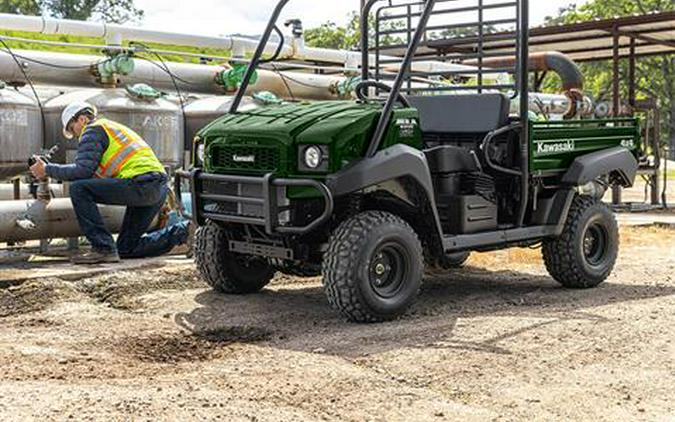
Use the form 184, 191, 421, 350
71, 250, 120, 265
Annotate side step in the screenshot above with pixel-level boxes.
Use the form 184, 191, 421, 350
442, 225, 561, 252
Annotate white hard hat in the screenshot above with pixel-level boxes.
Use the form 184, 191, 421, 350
61, 101, 97, 139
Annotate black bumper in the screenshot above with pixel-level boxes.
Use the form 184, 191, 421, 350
175, 169, 334, 235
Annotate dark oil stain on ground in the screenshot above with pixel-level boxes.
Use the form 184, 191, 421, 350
120, 326, 273, 364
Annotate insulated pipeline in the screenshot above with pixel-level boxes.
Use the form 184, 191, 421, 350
470, 52, 585, 119
0, 198, 127, 242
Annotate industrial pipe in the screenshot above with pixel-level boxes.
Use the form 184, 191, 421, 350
0, 12, 492, 77
0, 49, 346, 100
512, 93, 594, 118
469, 52, 585, 119
0, 183, 64, 200
0, 198, 126, 243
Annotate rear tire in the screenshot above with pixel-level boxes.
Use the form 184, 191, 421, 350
194, 221, 275, 294
322, 211, 423, 323
542, 196, 618, 288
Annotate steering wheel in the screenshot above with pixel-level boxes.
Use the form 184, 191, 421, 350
354, 80, 411, 108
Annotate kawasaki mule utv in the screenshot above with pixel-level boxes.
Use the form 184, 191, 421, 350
178, 0, 640, 322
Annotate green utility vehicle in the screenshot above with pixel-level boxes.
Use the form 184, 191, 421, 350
178, 0, 640, 322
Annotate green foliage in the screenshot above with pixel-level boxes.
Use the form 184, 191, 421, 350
0, 0, 143, 23
304, 11, 403, 50
304, 13, 359, 50
44, 0, 144, 24
0, 0, 41, 15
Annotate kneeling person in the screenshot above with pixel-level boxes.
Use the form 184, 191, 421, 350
30, 101, 188, 264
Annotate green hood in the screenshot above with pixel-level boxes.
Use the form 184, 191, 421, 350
199, 100, 422, 177
200, 101, 381, 140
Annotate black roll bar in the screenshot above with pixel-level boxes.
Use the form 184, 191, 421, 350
229, 0, 290, 113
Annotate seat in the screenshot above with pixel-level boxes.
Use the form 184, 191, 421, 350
408, 93, 511, 134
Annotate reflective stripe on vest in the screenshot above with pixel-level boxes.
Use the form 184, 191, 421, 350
84, 118, 165, 179
95, 142, 153, 178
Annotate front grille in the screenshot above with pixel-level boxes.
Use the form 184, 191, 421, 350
210, 144, 279, 173
202, 179, 289, 223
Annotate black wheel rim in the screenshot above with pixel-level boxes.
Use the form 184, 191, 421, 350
368, 241, 410, 299
583, 221, 609, 267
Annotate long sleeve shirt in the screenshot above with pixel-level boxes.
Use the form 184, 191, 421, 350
45, 126, 109, 181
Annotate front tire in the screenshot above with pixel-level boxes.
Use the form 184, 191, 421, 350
194, 221, 275, 294
445, 251, 471, 268
542, 196, 618, 288
322, 211, 423, 323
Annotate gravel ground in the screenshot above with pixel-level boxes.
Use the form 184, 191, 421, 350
0, 225, 673, 421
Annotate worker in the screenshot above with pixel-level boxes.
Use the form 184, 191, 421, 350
29, 101, 189, 264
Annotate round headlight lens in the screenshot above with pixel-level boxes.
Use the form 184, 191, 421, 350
196, 143, 205, 164
304, 146, 322, 169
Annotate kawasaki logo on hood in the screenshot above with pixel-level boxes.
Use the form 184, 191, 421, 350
536, 140, 575, 155
233, 155, 255, 163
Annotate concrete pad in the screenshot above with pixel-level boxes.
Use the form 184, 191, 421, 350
0, 254, 193, 288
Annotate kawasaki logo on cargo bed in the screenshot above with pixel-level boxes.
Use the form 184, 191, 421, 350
535, 140, 575, 156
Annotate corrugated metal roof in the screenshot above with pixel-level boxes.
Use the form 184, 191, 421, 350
422, 11, 675, 63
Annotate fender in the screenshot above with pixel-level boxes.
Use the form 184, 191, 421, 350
326, 144, 444, 240
561, 146, 638, 187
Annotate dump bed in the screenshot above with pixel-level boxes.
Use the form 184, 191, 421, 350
529, 118, 641, 174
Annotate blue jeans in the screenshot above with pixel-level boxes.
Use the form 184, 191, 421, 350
69, 173, 188, 258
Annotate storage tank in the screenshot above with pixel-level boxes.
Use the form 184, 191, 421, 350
43, 86, 184, 169
184, 95, 260, 150
0, 85, 43, 180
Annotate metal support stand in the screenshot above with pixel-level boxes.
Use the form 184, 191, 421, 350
63, 182, 80, 252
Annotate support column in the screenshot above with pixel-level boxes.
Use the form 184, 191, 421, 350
612, 27, 623, 205
628, 38, 636, 108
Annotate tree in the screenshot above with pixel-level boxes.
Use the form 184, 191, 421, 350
304, 11, 403, 51
0, 0, 144, 24
543, 0, 674, 158
43, 0, 144, 23
0, 0, 41, 15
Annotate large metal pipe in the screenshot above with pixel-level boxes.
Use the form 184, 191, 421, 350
0, 183, 64, 200
0, 49, 346, 100
0, 198, 126, 242
513, 93, 594, 118
0, 12, 477, 76
475, 51, 583, 92
469, 52, 585, 118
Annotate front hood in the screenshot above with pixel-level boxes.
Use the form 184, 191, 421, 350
200, 101, 386, 176
200, 101, 381, 142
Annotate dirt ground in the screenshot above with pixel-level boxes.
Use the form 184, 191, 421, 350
0, 224, 674, 421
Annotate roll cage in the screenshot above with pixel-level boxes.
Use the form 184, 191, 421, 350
229, 0, 531, 225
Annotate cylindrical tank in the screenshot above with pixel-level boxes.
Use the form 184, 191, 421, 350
0, 87, 43, 180
184, 95, 260, 150
43, 88, 184, 169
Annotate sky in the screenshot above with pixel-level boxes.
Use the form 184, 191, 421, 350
133, 0, 587, 38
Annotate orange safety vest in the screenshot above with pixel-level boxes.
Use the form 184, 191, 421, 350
83, 118, 166, 179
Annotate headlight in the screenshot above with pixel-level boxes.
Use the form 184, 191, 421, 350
193, 136, 204, 166
196, 143, 205, 164
304, 146, 322, 169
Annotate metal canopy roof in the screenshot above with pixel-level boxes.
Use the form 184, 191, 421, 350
424, 11, 675, 63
